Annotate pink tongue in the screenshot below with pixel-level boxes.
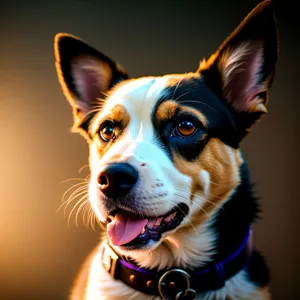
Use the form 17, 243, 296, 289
107, 213, 148, 246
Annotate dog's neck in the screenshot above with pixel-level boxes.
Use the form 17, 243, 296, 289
118, 162, 258, 272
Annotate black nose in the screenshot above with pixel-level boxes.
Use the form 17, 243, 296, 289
97, 163, 138, 198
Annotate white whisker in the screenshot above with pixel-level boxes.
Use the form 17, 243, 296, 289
60, 181, 87, 201
57, 185, 88, 214
68, 195, 89, 228
178, 99, 218, 113
173, 197, 198, 232
78, 165, 90, 174
171, 73, 187, 101
63, 187, 89, 215
175, 187, 224, 211
75, 199, 89, 227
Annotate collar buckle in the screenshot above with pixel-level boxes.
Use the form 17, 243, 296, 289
101, 241, 119, 279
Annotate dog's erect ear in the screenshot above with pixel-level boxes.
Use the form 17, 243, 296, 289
199, 0, 278, 137
54, 33, 128, 131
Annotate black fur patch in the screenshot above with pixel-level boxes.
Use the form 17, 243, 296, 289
209, 161, 269, 288
245, 250, 270, 288
211, 162, 260, 258
152, 76, 242, 163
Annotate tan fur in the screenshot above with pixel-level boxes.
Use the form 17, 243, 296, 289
90, 103, 131, 157
110, 103, 131, 126
156, 100, 208, 129
156, 100, 178, 122
164, 72, 200, 88
172, 138, 242, 228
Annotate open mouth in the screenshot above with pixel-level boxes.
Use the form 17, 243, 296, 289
106, 203, 189, 249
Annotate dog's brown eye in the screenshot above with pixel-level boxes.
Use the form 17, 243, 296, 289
99, 122, 115, 142
176, 121, 197, 137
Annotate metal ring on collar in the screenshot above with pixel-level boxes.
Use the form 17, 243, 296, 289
158, 269, 196, 300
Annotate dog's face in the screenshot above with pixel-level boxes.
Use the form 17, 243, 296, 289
55, 1, 277, 254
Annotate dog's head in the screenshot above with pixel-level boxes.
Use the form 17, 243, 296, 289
55, 1, 277, 255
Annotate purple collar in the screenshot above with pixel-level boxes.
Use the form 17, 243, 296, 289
101, 226, 253, 299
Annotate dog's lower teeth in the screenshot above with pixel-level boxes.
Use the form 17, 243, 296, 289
147, 219, 156, 229
155, 217, 163, 226
163, 212, 176, 223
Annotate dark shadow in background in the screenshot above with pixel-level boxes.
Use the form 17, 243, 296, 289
0, 0, 298, 299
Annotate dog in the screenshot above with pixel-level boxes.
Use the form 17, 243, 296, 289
54, 1, 278, 299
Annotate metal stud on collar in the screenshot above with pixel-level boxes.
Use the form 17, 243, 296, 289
158, 269, 196, 300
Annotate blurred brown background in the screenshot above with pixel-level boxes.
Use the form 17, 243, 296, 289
0, 0, 299, 299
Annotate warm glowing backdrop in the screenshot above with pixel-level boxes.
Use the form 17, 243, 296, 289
0, 0, 298, 299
